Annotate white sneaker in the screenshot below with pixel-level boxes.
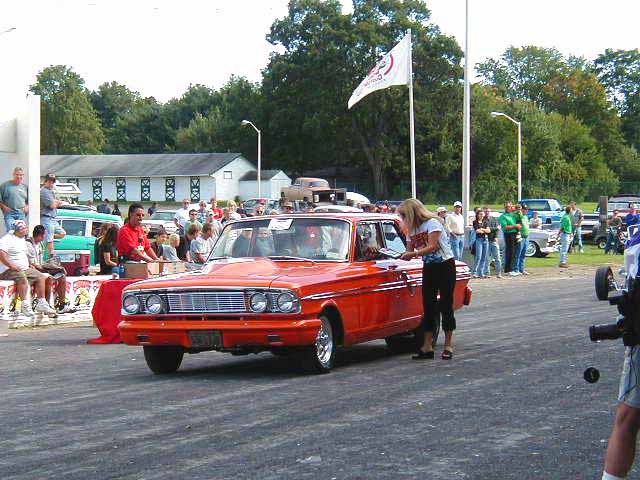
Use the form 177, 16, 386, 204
35, 300, 57, 316
20, 301, 35, 317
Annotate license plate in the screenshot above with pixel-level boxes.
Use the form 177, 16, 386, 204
58, 253, 76, 263
188, 330, 222, 348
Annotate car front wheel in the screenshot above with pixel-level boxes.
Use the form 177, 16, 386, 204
143, 346, 184, 374
525, 241, 540, 257
298, 316, 335, 373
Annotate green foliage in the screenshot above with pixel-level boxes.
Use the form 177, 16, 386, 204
29, 65, 105, 154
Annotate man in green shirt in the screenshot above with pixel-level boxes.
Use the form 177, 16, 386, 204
500, 202, 521, 275
515, 204, 531, 274
559, 206, 573, 267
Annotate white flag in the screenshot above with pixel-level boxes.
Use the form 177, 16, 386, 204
348, 33, 412, 109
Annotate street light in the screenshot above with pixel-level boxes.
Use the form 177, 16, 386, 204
0, 27, 16, 36
491, 111, 522, 202
241, 120, 261, 198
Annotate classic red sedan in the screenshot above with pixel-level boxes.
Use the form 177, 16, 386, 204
118, 214, 472, 374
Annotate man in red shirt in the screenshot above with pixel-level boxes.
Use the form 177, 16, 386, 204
210, 197, 224, 220
117, 203, 158, 262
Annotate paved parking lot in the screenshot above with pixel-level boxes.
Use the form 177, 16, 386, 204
0, 269, 632, 479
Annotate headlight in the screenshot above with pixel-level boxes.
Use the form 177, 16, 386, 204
249, 292, 268, 312
146, 294, 164, 314
123, 294, 141, 314
277, 292, 296, 312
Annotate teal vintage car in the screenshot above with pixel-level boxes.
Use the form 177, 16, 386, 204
53, 208, 123, 274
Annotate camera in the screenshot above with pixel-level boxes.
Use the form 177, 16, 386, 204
590, 280, 640, 347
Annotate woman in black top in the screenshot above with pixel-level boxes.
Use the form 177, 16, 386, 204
99, 225, 119, 275
472, 210, 491, 278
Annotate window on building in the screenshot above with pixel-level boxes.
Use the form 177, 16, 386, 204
116, 178, 126, 201
141, 178, 151, 201
190, 177, 200, 202
165, 177, 175, 201
223, 171, 232, 179
92, 178, 102, 201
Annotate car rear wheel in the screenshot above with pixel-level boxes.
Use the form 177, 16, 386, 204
143, 346, 184, 374
596, 237, 607, 250
298, 315, 335, 373
595, 266, 615, 301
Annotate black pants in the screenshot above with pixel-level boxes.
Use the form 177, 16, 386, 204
422, 258, 456, 332
504, 233, 517, 273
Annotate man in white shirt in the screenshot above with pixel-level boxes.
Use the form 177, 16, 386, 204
445, 201, 465, 261
190, 222, 216, 263
173, 198, 192, 233
0, 220, 56, 316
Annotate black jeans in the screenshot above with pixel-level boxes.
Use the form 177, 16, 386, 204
422, 258, 456, 332
503, 233, 517, 273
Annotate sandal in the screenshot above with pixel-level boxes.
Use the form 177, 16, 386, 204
412, 350, 435, 360
441, 349, 453, 360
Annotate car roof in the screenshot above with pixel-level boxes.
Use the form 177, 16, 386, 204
230, 213, 399, 223
57, 208, 122, 222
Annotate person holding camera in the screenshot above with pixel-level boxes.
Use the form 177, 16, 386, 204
602, 345, 640, 479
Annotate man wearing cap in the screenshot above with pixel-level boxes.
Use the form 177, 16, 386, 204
0, 220, 57, 316
0, 167, 29, 232
174, 199, 192, 233
445, 201, 465, 261
436, 206, 447, 220
282, 201, 294, 214
40, 173, 66, 256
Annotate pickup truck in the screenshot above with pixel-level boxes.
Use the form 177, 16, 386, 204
521, 198, 564, 226
281, 177, 346, 205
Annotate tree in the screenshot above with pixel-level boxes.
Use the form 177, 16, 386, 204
90, 81, 141, 153
29, 65, 105, 154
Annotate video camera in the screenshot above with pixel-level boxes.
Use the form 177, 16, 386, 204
590, 278, 640, 346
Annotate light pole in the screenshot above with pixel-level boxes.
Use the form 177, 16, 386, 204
491, 111, 522, 202
0, 27, 16, 36
241, 120, 261, 198
462, 0, 470, 221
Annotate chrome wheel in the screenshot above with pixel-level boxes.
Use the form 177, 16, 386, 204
315, 317, 334, 367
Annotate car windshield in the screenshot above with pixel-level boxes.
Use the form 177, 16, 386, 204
548, 199, 562, 210
209, 217, 351, 261
151, 211, 175, 221
309, 181, 329, 188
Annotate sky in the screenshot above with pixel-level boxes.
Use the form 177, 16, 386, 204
0, 0, 638, 116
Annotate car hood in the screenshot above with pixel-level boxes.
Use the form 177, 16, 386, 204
125, 258, 353, 291
142, 219, 173, 225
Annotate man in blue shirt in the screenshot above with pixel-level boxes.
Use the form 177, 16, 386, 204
625, 204, 640, 227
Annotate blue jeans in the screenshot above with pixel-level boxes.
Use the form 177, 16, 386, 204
487, 240, 502, 275
560, 233, 571, 264
516, 237, 529, 273
572, 226, 583, 249
473, 238, 488, 276
4, 210, 25, 231
450, 234, 464, 262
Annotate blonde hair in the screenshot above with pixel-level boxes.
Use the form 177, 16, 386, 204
398, 198, 440, 233
168, 233, 180, 246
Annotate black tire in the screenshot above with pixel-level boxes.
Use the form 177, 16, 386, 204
596, 237, 607, 250
297, 315, 335, 374
143, 346, 184, 374
526, 242, 540, 258
595, 266, 614, 301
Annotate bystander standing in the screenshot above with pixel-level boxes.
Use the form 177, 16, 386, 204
147, 202, 158, 217
40, 173, 66, 256
0, 167, 29, 232
530, 210, 542, 229
484, 206, 503, 278
210, 198, 223, 220
445, 201, 465, 261
559, 206, 573, 268
472, 209, 490, 278
174, 199, 191, 232
515, 204, 531, 275
97, 199, 111, 214
500, 202, 520, 276
570, 201, 584, 253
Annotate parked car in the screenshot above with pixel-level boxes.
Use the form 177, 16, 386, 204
119, 213, 473, 374
242, 198, 270, 216
54, 208, 123, 275
141, 210, 178, 238
520, 198, 564, 225
281, 177, 346, 205
313, 205, 363, 213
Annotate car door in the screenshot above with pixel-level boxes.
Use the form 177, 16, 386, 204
381, 220, 423, 332
352, 221, 395, 341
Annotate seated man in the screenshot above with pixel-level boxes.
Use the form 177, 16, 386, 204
254, 228, 275, 257
190, 223, 216, 264
0, 220, 56, 316
26, 225, 68, 312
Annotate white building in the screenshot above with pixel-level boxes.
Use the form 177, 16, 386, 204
40, 153, 291, 203
238, 170, 293, 200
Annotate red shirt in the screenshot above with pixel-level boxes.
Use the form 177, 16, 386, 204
117, 223, 152, 260
211, 207, 223, 220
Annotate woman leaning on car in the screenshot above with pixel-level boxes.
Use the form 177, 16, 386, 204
398, 198, 457, 360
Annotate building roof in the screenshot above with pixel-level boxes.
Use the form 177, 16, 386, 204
41, 153, 249, 178
239, 170, 287, 181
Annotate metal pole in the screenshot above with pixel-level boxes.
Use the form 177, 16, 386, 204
257, 129, 262, 199
517, 121, 522, 202
407, 29, 417, 199
462, 0, 471, 220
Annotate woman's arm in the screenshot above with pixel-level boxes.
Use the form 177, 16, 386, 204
401, 231, 441, 260
103, 251, 118, 268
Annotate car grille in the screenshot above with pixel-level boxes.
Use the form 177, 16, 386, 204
165, 291, 247, 313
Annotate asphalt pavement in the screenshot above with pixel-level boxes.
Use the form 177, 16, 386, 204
0, 268, 632, 479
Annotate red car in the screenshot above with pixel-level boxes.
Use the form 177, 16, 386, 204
118, 214, 472, 374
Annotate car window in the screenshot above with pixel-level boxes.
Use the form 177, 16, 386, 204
61, 219, 87, 236
381, 222, 406, 253
355, 223, 384, 261
151, 212, 175, 221
524, 200, 549, 211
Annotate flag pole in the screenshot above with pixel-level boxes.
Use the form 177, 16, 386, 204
408, 29, 416, 199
